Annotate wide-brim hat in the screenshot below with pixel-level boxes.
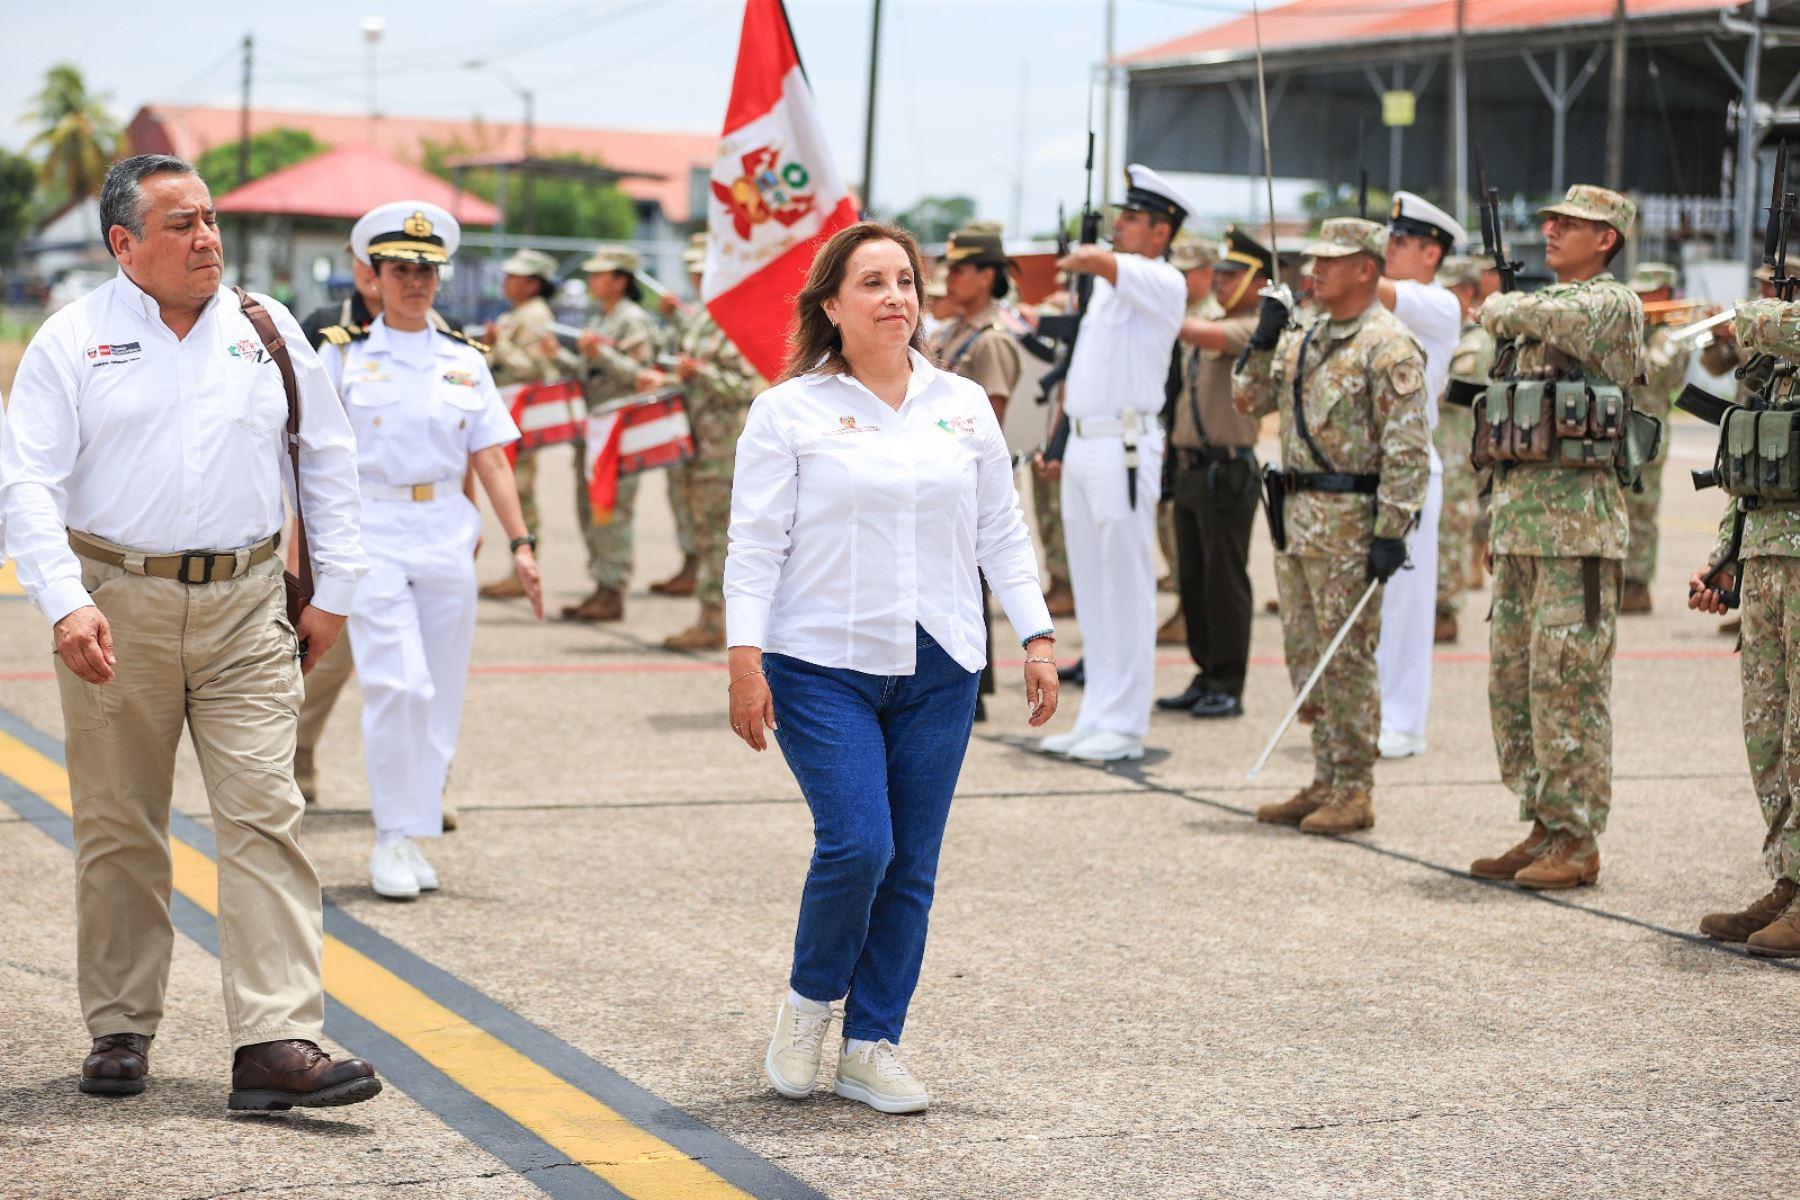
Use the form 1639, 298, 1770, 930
582, 244, 641, 274
501, 247, 559, 281
354, 201, 458, 265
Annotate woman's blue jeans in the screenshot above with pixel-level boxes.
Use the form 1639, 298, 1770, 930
763, 627, 980, 1044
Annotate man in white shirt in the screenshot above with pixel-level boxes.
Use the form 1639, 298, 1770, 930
1037, 165, 1190, 762
0, 155, 379, 1109
1374, 192, 1465, 759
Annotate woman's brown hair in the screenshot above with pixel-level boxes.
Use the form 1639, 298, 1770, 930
777, 221, 927, 383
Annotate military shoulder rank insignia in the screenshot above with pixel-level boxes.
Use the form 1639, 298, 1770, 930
441, 328, 490, 354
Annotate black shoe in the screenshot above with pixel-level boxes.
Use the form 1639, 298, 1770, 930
1189, 691, 1244, 719
973, 697, 987, 723
1057, 658, 1085, 688
1157, 678, 1210, 711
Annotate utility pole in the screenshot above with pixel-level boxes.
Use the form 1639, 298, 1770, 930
236, 33, 252, 280
1012, 59, 1028, 236
1099, 0, 1117, 211
1604, 0, 1627, 189
1449, 0, 1467, 234
860, 0, 883, 215
362, 16, 385, 146
467, 60, 536, 234
1734, 0, 1768, 264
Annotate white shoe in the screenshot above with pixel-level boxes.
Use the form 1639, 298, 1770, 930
1038, 729, 1090, 755
764, 995, 834, 1099
834, 1039, 928, 1114
398, 839, 439, 891
1378, 730, 1428, 759
1066, 730, 1146, 762
369, 840, 419, 900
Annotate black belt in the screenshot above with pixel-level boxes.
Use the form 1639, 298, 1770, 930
1174, 445, 1255, 469
1283, 470, 1379, 495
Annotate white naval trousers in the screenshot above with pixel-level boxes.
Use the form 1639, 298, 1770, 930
1062, 428, 1164, 740
1376, 469, 1443, 742
348, 493, 482, 838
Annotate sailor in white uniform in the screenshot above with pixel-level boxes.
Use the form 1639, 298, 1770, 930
1373, 192, 1466, 758
1037, 165, 1190, 762
318, 201, 544, 899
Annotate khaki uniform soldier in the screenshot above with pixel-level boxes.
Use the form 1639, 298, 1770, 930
1155, 233, 1221, 644
1030, 288, 1075, 618
1690, 299, 1800, 955
1620, 262, 1691, 613
1233, 218, 1431, 834
643, 232, 765, 649
1468, 185, 1647, 889
1433, 256, 1495, 641
563, 245, 658, 622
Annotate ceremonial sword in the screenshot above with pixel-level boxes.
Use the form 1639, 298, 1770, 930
1246, 577, 1382, 782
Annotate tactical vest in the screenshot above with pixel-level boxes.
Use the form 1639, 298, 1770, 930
1472, 345, 1661, 486
1713, 360, 1800, 503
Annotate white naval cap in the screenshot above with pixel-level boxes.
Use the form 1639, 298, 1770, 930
351, 201, 460, 266
1388, 191, 1467, 250
1122, 163, 1194, 229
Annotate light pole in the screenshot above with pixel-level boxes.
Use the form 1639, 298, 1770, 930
467, 59, 536, 235
361, 16, 385, 146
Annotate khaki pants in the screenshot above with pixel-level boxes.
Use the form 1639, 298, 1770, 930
296, 630, 355, 756
55, 548, 325, 1051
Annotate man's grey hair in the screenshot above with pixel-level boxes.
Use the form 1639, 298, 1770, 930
99, 154, 200, 258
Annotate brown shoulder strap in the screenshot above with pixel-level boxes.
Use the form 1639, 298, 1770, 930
233, 286, 312, 604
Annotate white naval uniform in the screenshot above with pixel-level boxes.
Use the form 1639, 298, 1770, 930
321, 317, 519, 839
1376, 279, 1459, 743
1060, 255, 1186, 739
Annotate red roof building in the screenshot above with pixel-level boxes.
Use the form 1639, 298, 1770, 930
213, 145, 501, 225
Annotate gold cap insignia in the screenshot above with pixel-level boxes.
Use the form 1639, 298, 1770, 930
403, 211, 434, 239
1390, 197, 1403, 221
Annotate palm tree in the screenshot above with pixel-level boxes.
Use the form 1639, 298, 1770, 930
22, 64, 123, 202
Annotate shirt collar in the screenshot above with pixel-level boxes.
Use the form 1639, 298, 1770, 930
112, 267, 222, 328
805, 347, 939, 406
365, 314, 442, 366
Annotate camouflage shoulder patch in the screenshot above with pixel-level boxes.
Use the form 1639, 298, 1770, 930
1389, 358, 1424, 395
439, 327, 490, 355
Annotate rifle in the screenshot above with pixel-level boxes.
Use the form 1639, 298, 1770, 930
1035, 98, 1102, 465
1443, 147, 1523, 409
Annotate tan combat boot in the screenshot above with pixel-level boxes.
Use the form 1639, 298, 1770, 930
1467, 540, 1488, 590
663, 602, 726, 651
1297, 701, 1322, 726
293, 748, 318, 805
1700, 878, 1797, 943
1513, 831, 1600, 890
1745, 895, 1800, 957
1434, 608, 1458, 644
1044, 577, 1075, 618
1469, 820, 1550, 880
1619, 579, 1652, 615
1156, 607, 1185, 645
650, 554, 698, 597
479, 573, 526, 599
561, 586, 624, 623
1300, 787, 1374, 835
1255, 782, 1332, 826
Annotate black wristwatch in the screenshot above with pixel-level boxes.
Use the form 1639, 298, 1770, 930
509, 534, 538, 553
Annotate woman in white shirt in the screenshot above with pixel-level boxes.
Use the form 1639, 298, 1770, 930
319, 202, 543, 900
725, 222, 1058, 1114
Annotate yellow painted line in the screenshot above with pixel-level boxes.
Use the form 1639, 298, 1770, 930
0, 728, 752, 1200
0, 560, 21, 596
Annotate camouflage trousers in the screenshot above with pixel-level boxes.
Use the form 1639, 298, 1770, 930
586, 471, 639, 591
1488, 554, 1619, 836
1739, 556, 1800, 882
670, 462, 697, 558
1623, 458, 1665, 586
1032, 467, 1068, 585
1436, 409, 1479, 614
512, 442, 591, 543
1273, 552, 1384, 790
671, 463, 733, 607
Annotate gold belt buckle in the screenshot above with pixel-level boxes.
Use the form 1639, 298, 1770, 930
410, 483, 435, 502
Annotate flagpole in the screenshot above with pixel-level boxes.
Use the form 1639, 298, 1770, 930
860, 0, 883, 216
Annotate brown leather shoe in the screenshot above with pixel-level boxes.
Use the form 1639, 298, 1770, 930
1746, 897, 1800, 957
229, 1040, 381, 1111
1255, 782, 1332, 826
649, 554, 697, 597
1470, 821, 1550, 880
1300, 788, 1374, 835
480, 573, 527, 599
1701, 878, 1797, 943
560, 586, 624, 623
1263, 597, 1280, 615
1155, 607, 1185, 646
1044, 578, 1075, 618
1434, 609, 1458, 644
1297, 701, 1321, 726
1513, 832, 1600, 890
80, 1033, 152, 1096
664, 602, 726, 651
1619, 579, 1652, 614
1467, 540, 1488, 590
293, 748, 317, 806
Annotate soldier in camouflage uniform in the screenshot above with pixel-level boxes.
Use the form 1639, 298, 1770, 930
1468, 185, 1647, 890
1030, 288, 1075, 619
649, 280, 701, 599
1432, 256, 1495, 642
1620, 262, 1692, 613
1233, 218, 1431, 834
481, 248, 583, 600
1690, 298, 1800, 955
563, 245, 659, 623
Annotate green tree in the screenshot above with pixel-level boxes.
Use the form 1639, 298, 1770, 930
893, 195, 975, 244
21, 64, 122, 201
195, 128, 326, 191
420, 138, 636, 240
0, 148, 37, 266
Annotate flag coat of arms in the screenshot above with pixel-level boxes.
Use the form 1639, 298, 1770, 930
585, 389, 696, 522
700, 0, 858, 381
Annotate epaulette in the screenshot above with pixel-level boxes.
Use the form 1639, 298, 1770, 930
318, 324, 369, 347
440, 327, 490, 355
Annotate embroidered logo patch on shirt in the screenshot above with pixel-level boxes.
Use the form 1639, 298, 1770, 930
935, 416, 978, 436
442, 370, 480, 388
226, 338, 268, 364
825, 414, 880, 436
84, 342, 142, 366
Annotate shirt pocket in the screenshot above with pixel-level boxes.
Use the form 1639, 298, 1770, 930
229, 364, 289, 434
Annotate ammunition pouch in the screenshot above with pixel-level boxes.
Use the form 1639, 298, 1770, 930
1470, 377, 1646, 479
1719, 407, 1800, 502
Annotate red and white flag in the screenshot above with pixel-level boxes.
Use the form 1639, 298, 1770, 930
701, 0, 858, 381
585, 390, 696, 523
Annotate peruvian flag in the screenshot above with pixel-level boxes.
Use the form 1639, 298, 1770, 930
701, 0, 858, 381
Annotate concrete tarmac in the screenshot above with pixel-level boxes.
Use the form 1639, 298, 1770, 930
1, 421, 1795, 1199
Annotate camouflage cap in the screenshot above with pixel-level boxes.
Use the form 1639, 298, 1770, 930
500, 247, 559, 281
961, 219, 1004, 236
925, 263, 949, 299
1626, 261, 1677, 293
1169, 234, 1218, 272
1301, 217, 1387, 260
1435, 254, 1484, 289
581, 244, 640, 274
1538, 184, 1636, 236
683, 231, 708, 270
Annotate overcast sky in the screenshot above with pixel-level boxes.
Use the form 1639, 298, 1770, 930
0, 0, 1256, 237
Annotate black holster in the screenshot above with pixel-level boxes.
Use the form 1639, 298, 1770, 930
1262, 464, 1289, 552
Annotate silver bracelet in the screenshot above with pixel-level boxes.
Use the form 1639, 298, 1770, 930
1024, 656, 1057, 665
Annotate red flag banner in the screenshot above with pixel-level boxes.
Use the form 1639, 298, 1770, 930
585, 390, 696, 523
700, 0, 858, 381
502, 379, 588, 465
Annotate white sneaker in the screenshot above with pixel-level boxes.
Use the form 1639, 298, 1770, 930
398, 839, 439, 891
1066, 730, 1145, 762
369, 840, 419, 900
1378, 730, 1428, 759
834, 1039, 928, 1114
764, 996, 834, 1099
1038, 729, 1090, 755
